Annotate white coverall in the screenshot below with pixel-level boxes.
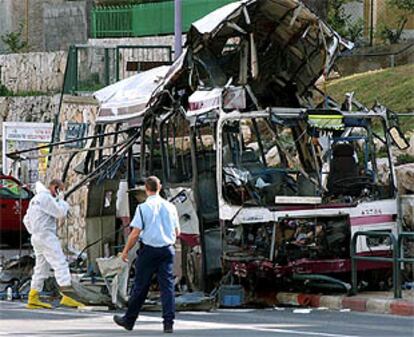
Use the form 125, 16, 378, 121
23, 182, 71, 291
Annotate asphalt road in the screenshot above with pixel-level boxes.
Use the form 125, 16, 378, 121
0, 301, 413, 337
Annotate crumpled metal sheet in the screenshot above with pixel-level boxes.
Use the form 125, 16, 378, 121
96, 256, 129, 308
94, 66, 170, 124
71, 276, 112, 305
187, 0, 353, 96
0, 255, 34, 290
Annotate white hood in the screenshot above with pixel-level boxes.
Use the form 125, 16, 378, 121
35, 181, 49, 194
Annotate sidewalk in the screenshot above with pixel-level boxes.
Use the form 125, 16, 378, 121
276, 290, 414, 316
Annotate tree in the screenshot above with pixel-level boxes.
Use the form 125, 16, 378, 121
389, 0, 414, 12
379, 0, 414, 44
327, 0, 364, 43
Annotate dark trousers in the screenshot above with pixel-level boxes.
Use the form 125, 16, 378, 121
124, 244, 175, 326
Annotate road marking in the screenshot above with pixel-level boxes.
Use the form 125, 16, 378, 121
174, 318, 362, 337
253, 326, 360, 337
0, 302, 363, 337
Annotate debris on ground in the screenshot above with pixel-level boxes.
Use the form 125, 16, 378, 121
96, 256, 129, 308
78, 306, 110, 312
0, 255, 34, 297
293, 308, 312, 314
143, 291, 215, 312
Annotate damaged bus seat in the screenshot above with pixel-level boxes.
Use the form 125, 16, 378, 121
327, 143, 360, 196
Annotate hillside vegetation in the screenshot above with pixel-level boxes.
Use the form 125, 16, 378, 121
327, 63, 414, 113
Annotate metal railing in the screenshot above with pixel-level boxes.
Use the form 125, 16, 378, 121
91, 0, 236, 38
63, 44, 173, 95
91, 5, 134, 38
351, 231, 414, 299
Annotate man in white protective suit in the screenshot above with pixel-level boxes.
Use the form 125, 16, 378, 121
23, 179, 84, 309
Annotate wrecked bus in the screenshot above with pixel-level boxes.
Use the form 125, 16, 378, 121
6, 0, 410, 303
133, 0, 410, 294
218, 106, 407, 295
145, 83, 408, 295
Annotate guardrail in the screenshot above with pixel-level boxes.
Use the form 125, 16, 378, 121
351, 231, 414, 299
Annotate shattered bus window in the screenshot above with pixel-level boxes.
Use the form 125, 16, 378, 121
161, 113, 192, 184
140, 116, 163, 178
222, 116, 320, 206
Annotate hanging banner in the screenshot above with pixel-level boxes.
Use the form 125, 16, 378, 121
2, 122, 53, 186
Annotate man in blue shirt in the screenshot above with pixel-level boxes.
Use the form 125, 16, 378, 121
113, 176, 180, 333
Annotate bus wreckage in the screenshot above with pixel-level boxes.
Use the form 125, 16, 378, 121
7, 0, 411, 305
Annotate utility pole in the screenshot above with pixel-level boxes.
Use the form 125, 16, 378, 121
174, 0, 182, 60
370, 0, 374, 46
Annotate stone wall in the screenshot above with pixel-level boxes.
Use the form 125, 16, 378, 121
46, 95, 98, 251
0, 94, 59, 167
0, 94, 59, 123
0, 51, 67, 93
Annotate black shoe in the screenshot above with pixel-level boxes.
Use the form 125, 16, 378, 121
163, 323, 173, 333
113, 315, 133, 331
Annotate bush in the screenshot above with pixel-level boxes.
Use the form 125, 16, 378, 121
327, 0, 364, 43
0, 84, 13, 96
379, 0, 414, 44
397, 154, 414, 165
0, 23, 28, 53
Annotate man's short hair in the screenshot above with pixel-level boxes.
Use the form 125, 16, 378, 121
49, 178, 64, 189
145, 176, 161, 192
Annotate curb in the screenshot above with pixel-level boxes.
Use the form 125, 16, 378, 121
276, 292, 414, 316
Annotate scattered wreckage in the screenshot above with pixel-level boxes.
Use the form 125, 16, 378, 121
6, 0, 412, 306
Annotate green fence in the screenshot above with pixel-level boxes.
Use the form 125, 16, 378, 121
63, 45, 173, 94
92, 5, 134, 37
91, 0, 236, 38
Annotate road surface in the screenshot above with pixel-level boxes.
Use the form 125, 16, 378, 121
0, 301, 413, 337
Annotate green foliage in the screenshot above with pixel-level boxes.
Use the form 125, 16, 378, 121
388, 0, 414, 12
0, 88, 49, 97
0, 23, 28, 53
0, 84, 13, 96
347, 18, 365, 43
379, 0, 414, 44
327, 0, 364, 42
397, 153, 414, 165
378, 17, 408, 44
327, 63, 414, 113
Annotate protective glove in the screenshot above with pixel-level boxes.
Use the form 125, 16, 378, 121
57, 191, 65, 201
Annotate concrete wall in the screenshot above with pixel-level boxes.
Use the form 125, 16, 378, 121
0, 1, 12, 53
43, 1, 88, 52
336, 43, 414, 76
0, 0, 88, 53
0, 51, 67, 93
87, 36, 180, 82
344, 1, 364, 24
88, 35, 181, 50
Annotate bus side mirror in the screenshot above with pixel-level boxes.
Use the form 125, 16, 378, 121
388, 126, 409, 150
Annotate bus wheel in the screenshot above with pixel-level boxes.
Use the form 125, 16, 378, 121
183, 244, 202, 291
